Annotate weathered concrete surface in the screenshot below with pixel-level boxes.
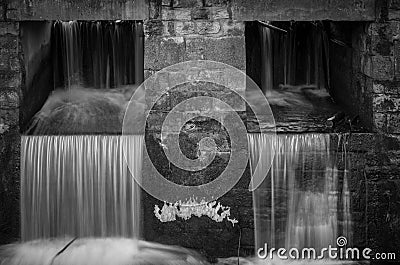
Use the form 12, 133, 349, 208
0, 21, 21, 244
231, 0, 376, 21
4, 0, 148, 21
144, 19, 246, 71
0, 0, 378, 21
141, 132, 400, 260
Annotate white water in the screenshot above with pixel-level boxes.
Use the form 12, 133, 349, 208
0, 238, 208, 265
21, 135, 144, 241
248, 134, 352, 252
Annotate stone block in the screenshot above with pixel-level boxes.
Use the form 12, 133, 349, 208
373, 80, 400, 95
191, 7, 211, 20
0, 131, 20, 244
0, 35, 18, 51
373, 112, 387, 132
395, 40, 400, 79
149, 0, 161, 19
211, 7, 230, 19
0, 88, 19, 109
373, 94, 400, 112
162, 8, 192, 20
144, 20, 164, 36
0, 23, 19, 36
167, 0, 203, 8
0, 53, 19, 72
144, 70, 155, 80
346, 133, 377, 152
196, 21, 221, 35
368, 23, 393, 56
220, 20, 244, 36
145, 111, 168, 132
185, 36, 245, 70
0, 71, 21, 88
0, 108, 19, 128
372, 82, 386, 93
144, 36, 186, 70
388, 113, 400, 133
175, 21, 196, 35
362, 55, 394, 80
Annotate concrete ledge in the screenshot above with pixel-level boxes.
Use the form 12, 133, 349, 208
1, 0, 377, 21
231, 0, 376, 21
5, 0, 148, 21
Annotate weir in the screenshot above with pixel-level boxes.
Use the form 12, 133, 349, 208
52, 21, 144, 89
20, 135, 144, 241
1, 1, 396, 262
249, 133, 352, 253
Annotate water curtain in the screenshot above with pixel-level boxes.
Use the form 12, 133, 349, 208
259, 22, 330, 91
21, 135, 144, 241
52, 21, 144, 89
248, 133, 352, 252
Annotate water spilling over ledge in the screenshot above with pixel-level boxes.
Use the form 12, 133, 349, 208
248, 133, 352, 253
52, 21, 144, 89
21, 135, 144, 240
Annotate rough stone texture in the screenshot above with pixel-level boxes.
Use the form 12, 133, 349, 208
142, 113, 252, 261
144, 10, 245, 71
140, 133, 400, 261
144, 36, 186, 71
4, 0, 148, 21
0, 22, 21, 244
0, 0, 379, 22
142, 5, 248, 252
141, 2, 400, 261
329, 22, 375, 130
231, 0, 376, 21
362, 20, 400, 134
330, 19, 400, 135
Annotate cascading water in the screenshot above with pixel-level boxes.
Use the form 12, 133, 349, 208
21, 135, 144, 241
52, 21, 144, 89
20, 20, 146, 242
260, 26, 273, 94
248, 134, 352, 255
258, 22, 330, 91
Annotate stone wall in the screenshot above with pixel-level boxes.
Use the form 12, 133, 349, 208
142, 1, 250, 260
328, 3, 400, 260
329, 3, 400, 135
0, 22, 21, 244
345, 134, 400, 260
0, 0, 376, 21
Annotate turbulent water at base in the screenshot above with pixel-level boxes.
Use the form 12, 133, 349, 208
21, 135, 144, 241
52, 21, 143, 89
248, 134, 352, 253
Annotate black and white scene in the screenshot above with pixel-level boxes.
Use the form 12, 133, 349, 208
0, 0, 399, 264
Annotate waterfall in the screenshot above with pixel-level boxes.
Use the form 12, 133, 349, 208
260, 26, 273, 94
21, 135, 144, 241
248, 134, 352, 253
52, 21, 144, 89
259, 22, 330, 90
